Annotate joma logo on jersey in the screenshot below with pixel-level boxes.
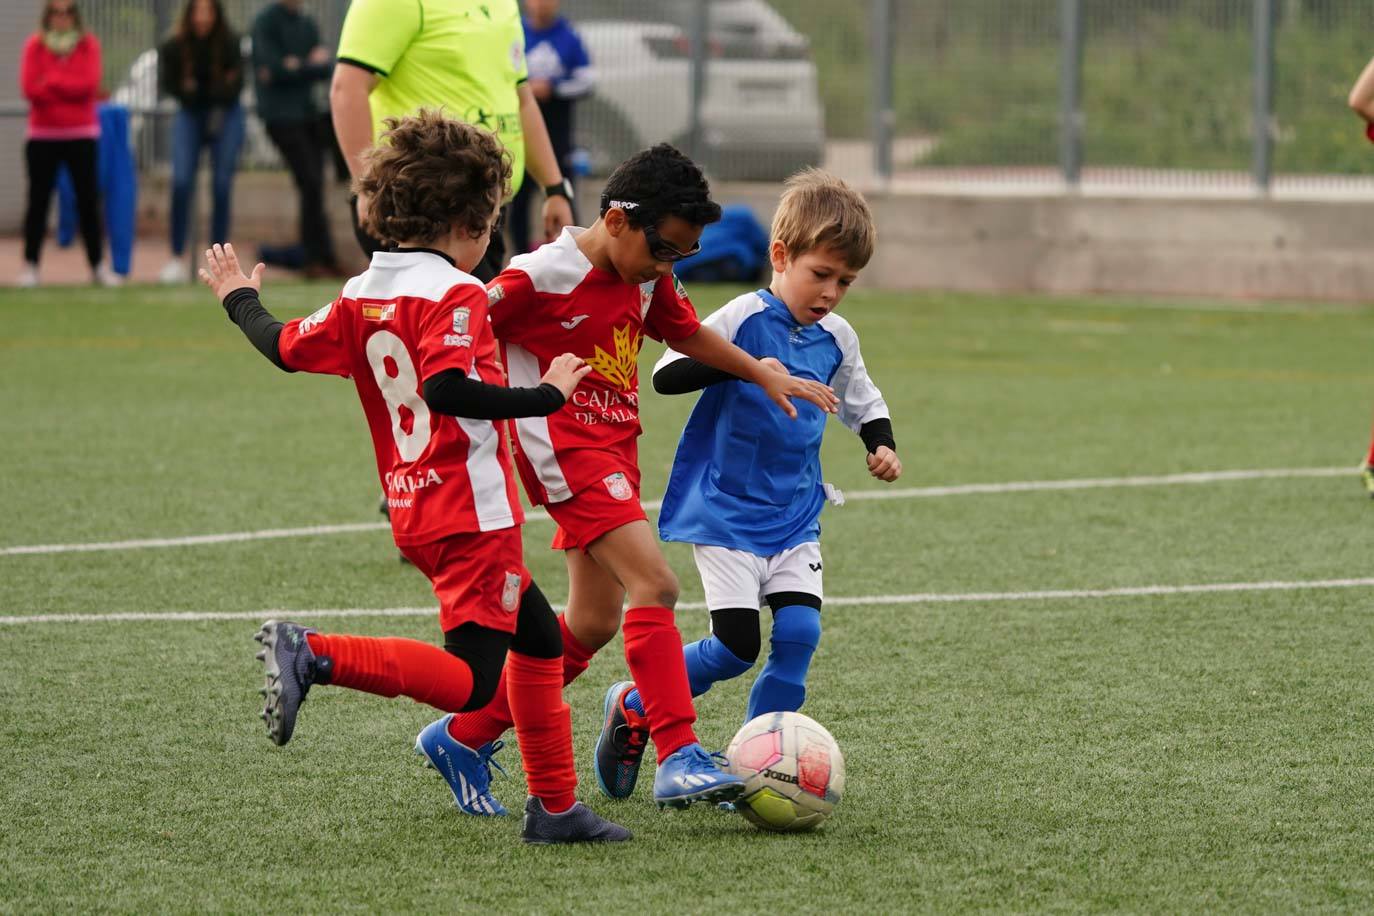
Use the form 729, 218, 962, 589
298, 302, 332, 333
384, 468, 444, 493
452, 307, 471, 334
362, 303, 396, 322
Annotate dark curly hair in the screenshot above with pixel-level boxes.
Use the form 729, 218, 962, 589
355, 109, 511, 246
598, 143, 721, 230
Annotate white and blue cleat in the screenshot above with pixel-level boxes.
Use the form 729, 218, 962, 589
415, 714, 509, 817
652, 743, 745, 810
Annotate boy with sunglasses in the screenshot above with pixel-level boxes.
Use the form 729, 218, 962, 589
426, 143, 839, 812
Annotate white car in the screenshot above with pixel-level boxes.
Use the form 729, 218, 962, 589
565, 0, 824, 180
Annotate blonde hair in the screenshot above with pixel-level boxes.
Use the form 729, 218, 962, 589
770, 168, 875, 270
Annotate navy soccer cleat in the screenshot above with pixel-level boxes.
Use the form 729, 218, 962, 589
593, 681, 650, 799
652, 743, 745, 810
253, 620, 326, 746
414, 715, 509, 816
520, 797, 632, 844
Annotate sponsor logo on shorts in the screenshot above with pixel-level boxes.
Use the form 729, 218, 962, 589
501, 572, 522, 613
603, 472, 633, 501
809, 561, 823, 573
452, 307, 471, 334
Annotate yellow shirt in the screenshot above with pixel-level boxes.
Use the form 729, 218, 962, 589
337, 0, 528, 194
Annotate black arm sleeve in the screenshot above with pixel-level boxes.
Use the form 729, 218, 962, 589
222, 287, 291, 372
652, 357, 738, 394
422, 370, 566, 420
859, 417, 896, 454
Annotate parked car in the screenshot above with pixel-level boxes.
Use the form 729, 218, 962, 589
564, 0, 824, 180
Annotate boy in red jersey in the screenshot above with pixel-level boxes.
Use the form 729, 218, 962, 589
200, 110, 628, 844
437, 143, 840, 809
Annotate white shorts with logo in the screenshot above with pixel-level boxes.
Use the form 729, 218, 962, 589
692, 542, 823, 610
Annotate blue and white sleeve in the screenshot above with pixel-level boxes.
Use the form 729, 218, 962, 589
827, 317, 891, 435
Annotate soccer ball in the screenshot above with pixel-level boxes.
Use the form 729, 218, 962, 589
724, 711, 845, 832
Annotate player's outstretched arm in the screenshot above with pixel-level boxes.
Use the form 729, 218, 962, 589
200, 243, 292, 372
668, 327, 837, 419
1350, 55, 1374, 122
652, 354, 786, 395
422, 353, 591, 421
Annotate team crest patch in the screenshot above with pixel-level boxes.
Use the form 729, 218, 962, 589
602, 472, 633, 501
452, 307, 471, 334
501, 572, 522, 613
298, 302, 332, 333
639, 283, 654, 318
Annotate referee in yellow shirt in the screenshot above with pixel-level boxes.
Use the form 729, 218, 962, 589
330, 0, 575, 281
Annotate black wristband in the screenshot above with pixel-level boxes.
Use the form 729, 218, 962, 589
859, 417, 896, 454
543, 178, 574, 201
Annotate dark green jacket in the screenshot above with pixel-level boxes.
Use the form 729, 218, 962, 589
250, 2, 331, 124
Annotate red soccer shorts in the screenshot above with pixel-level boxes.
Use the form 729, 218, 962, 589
547, 469, 647, 551
400, 527, 531, 633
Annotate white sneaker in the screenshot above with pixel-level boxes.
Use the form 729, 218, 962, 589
94, 263, 124, 288
159, 258, 188, 285
16, 264, 38, 288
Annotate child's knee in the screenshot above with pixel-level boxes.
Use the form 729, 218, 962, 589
628, 567, 679, 609
770, 604, 821, 651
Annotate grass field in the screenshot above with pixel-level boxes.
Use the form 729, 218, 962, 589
5, 279, 1374, 912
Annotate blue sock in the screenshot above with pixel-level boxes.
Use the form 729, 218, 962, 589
746, 605, 821, 721
624, 635, 752, 715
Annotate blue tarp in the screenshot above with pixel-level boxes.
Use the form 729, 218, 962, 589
57, 103, 138, 276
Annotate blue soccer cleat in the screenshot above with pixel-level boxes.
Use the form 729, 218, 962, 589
520, 797, 632, 844
253, 619, 327, 746
414, 715, 509, 816
652, 743, 746, 810
593, 681, 650, 799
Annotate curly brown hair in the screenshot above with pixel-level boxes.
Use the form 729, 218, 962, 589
355, 109, 511, 247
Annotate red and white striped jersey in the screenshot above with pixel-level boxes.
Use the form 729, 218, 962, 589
487, 227, 701, 505
277, 249, 524, 546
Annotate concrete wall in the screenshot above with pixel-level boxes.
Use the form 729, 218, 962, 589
134, 170, 1374, 302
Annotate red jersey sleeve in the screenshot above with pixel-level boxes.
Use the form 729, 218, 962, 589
643, 273, 701, 342
277, 298, 353, 378
485, 269, 539, 342
415, 283, 487, 383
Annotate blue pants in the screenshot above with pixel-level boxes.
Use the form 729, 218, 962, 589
170, 105, 244, 255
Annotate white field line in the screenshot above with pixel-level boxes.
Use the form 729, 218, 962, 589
0, 465, 1351, 558
5, 576, 1374, 625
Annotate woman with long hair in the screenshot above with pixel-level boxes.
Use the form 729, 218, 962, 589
18, 0, 115, 287
158, 0, 245, 284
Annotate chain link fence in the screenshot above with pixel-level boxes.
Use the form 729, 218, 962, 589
12, 0, 1374, 194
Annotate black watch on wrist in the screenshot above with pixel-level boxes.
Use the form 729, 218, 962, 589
544, 178, 574, 201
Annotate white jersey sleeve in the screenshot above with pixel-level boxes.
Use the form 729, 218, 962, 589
821, 314, 890, 434
652, 290, 768, 374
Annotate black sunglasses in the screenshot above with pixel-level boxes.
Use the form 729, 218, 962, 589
600, 193, 701, 262
642, 220, 701, 263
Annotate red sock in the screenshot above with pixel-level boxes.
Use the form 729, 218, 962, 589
1365, 430, 1374, 466
305, 632, 473, 712
446, 614, 597, 747
622, 606, 697, 763
506, 651, 577, 813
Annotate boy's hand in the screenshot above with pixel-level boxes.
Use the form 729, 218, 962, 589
199, 243, 264, 301
758, 356, 788, 375
541, 352, 592, 401
866, 446, 902, 482
758, 371, 838, 419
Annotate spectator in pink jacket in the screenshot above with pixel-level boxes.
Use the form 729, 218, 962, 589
19, 1, 116, 288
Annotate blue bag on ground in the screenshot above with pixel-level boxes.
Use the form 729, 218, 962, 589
675, 204, 770, 284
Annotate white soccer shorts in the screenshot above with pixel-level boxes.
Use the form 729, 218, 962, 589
691, 542, 823, 611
